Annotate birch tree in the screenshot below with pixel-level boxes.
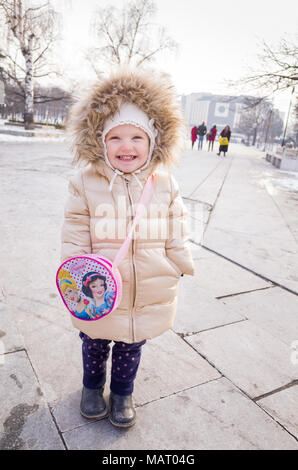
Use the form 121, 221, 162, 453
0, 0, 58, 129
86, 0, 177, 76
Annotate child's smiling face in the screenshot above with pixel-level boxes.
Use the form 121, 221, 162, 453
89, 278, 106, 299
105, 124, 150, 174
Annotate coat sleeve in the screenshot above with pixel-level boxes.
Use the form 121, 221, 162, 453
61, 171, 92, 263
165, 176, 195, 276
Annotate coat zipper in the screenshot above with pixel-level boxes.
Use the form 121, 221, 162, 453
125, 179, 137, 342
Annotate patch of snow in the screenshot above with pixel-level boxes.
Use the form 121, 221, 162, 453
278, 170, 298, 178
274, 178, 298, 192
0, 133, 68, 142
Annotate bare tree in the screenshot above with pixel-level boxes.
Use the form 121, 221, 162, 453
231, 36, 298, 96
86, 0, 177, 76
293, 97, 298, 146
0, 0, 60, 129
263, 108, 284, 147
236, 97, 282, 146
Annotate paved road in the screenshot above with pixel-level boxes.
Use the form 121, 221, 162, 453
0, 140, 298, 449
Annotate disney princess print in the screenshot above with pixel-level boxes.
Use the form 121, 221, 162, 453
57, 257, 116, 321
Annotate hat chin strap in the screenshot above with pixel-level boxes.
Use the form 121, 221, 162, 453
104, 145, 153, 191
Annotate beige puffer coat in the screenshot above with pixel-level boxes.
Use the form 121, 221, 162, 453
61, 69, 194, 343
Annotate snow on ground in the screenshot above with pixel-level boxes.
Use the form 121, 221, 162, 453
0, 133, 68, 143
279, 169, 298, 178
262, 168, 298, 194
274, 176, 298, 192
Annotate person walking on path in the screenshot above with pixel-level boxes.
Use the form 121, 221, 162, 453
207, 125, 217, 151
217, 125, 231, 157
191, 125, 198, 149
197, 121, 207, 150
61, 68, 194, 429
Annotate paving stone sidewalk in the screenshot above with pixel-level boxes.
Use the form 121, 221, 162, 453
0, 141, 297, 450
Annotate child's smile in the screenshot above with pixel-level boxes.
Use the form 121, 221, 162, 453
105, 124, 150, 174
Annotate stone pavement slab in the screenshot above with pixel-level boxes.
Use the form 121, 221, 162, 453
183, 198, 210, 245
203, 146, 298, 293
258, 385, 298, 439
261, 170, 298, 243
51, 329, 220, 433
185, 320, 298, 398
0, 350, 64, 450
0, 302, 24, 354
188, 250, 271, 297
187, 153, 232, 206
174, 285, 244, 335
62, 378, 298, 450
172, 149, 223, 199
219, 287, 298, 347
173, 150, 232, 247
8, 300, 82, 405
133, 330, 220, 404
173, 252, 272, 335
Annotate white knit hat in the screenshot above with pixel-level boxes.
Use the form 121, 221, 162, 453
102, 103, 158, 178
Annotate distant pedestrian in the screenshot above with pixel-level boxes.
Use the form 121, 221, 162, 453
197, 121, 207, 150
191, 125, 198, 149
207, 125, 217, 151
217, 125, 231, 157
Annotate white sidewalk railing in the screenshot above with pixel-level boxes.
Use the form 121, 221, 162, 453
266, 147, 298, 171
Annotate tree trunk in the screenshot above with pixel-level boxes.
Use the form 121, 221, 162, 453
24, 35, 35, 130
252, 127, 258, 146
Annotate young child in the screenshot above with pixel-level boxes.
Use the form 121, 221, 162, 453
61, 68, 194, 428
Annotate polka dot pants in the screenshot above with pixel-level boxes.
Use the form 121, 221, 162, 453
79, 332, 146, 396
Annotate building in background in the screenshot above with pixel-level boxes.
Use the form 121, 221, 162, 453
182, 92, 244, 138
182, 92, 286, 147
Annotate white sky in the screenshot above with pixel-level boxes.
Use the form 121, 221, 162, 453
52, 0, 298, 114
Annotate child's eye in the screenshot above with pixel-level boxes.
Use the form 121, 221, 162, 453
109, 136, 119, 140
133, 136, 143, 140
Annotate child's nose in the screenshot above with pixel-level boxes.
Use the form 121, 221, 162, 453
120, 139, 134, 151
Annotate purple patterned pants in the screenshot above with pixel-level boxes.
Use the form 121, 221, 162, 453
79, 332, 146, 396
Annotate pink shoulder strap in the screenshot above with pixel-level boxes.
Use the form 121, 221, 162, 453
112, 174, 155, 269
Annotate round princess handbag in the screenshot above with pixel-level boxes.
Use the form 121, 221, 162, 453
56, 174, 154, 322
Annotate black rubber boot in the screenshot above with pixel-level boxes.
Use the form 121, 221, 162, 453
80, 386, 108, 420
109, 392, 136, 428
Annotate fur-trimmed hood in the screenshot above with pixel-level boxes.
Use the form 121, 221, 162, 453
67, 68, 186, 171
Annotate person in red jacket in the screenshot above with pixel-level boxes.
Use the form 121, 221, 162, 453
191, 125, 198, 149
207, 125, 217, 151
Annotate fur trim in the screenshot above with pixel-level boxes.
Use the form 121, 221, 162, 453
67, 68, 186, 169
